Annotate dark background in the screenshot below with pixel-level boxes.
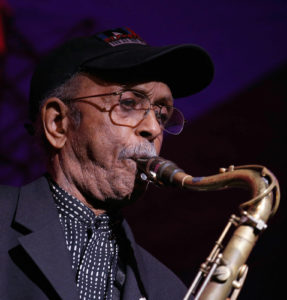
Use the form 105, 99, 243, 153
1, 0, 286, 299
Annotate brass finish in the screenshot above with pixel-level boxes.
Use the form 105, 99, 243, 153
136, 157, 280, 300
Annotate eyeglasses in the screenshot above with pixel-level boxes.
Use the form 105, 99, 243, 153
66, 89, 185, 135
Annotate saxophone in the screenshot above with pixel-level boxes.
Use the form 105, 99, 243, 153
136, 157, 280, 300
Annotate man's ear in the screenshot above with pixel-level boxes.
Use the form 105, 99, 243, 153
41, 97, 70, 149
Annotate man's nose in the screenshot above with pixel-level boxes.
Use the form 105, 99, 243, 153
134, 110, 162, 140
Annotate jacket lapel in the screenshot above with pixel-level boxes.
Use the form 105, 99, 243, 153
13, 176, 79, 300
121, 220, 149, 300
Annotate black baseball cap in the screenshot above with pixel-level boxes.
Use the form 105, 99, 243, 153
28, 27, 214, 121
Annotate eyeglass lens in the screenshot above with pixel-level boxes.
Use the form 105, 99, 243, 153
110, 91, 184, 135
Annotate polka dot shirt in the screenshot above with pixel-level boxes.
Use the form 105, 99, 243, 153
50, 181, 120, 300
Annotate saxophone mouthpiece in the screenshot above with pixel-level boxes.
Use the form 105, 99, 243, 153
137, 156, 184, 186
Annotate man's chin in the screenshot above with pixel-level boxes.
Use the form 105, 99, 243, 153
104, 171, 148, 209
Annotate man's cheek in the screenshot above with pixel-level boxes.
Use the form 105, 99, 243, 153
155, 136, 163, 155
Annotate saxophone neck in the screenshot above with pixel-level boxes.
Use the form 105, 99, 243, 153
137, 157, 280, 219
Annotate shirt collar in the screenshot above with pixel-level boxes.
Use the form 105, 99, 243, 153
48, 178, 123, 232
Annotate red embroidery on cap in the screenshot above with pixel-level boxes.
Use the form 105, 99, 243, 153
97, 27, 147, 47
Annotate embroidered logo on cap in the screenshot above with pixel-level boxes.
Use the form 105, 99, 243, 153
97, 27, 147, 47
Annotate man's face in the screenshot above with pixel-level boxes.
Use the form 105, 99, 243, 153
61, 74, 173, 204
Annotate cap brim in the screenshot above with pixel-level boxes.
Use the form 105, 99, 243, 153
81, 44, 214, 98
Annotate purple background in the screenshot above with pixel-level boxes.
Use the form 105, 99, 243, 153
1, 1, 287, 299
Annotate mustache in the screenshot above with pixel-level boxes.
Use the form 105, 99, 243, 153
118, 142, 157, 160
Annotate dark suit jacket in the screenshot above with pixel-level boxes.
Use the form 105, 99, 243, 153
0, 177, 187, 300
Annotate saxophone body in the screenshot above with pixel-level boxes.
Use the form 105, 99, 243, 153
137, 157, 280, 300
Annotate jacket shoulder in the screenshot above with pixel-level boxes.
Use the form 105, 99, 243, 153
0, 185, 20, 241
0, 184, 19, 216
0, 184, 19, 196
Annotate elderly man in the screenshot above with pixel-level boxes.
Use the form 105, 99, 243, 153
0, 27, 213, 300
